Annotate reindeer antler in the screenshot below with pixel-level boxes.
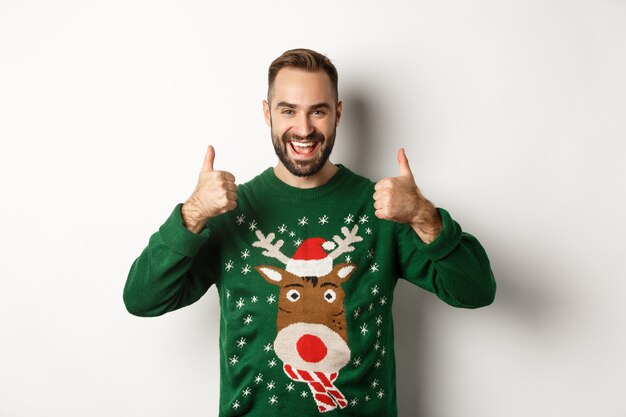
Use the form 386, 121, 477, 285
329, 225, 363, 260
252, 230, 291, 265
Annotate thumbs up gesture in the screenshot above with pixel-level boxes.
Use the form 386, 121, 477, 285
181, 145, 238, 233
373, 148, 442, 243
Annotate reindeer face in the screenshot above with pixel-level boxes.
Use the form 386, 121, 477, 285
255, 263, 356, 373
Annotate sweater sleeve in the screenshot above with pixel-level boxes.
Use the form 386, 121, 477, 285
123, 204, 219, 317
395, 208, 496, 308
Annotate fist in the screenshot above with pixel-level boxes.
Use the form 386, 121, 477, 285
182, 145, 237, 232
373, 148, 422, 223
373, 148, 442, 243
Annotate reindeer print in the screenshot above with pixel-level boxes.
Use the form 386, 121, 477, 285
253, 226, 363, 413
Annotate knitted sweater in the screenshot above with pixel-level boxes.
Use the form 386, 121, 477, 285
124, 164, 496, 416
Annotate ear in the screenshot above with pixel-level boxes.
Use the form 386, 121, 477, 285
262, 99, 271, 127
330, 262, 356, 283
255, 265, 285, 285
335, 100, 343, 127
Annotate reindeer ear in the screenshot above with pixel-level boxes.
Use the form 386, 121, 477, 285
331, 263, 357, 282
255, 265, 285, 285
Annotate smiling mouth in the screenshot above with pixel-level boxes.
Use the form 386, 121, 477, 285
288, 140, 320, 158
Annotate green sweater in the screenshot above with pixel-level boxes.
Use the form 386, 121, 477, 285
124, 164, 495, 416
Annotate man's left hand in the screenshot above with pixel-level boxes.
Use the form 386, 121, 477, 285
373, 148, 443, 244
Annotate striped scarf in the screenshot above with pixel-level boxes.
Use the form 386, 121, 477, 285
283, 364, 348, 412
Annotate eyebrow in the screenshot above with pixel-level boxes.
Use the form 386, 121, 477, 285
275, 101, 333, 111
320, 282, 338, 288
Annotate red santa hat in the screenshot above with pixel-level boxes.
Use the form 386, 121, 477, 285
286, 237, 336, 277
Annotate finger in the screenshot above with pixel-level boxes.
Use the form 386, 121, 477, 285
397, 147, 414, 179
374, 179, 391, 191
224, 182, 238, 192
221, 171, 236, 182
226, 191, 238, 201
202, 145, 215, 172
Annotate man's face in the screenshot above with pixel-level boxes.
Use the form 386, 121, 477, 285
263, 68, 342, 177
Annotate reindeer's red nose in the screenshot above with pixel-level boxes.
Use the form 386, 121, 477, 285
296, 334, 328, 363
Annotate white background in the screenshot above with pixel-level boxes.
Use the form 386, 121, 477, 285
1, 0, 625, 416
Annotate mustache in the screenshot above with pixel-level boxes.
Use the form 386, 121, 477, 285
283, 130, 325, 142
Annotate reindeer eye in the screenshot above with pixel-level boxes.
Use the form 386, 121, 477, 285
286, 289, 301, 302
324, 289, 336, 303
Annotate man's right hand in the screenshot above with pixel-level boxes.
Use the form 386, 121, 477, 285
181, 145, 237, 233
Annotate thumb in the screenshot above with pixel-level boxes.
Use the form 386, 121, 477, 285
397, 148, 413, 178
202, 145, 215, 172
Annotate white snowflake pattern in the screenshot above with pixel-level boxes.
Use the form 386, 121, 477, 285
229, 355, 239, 366
263, 343, 273, 353
367, 248, 375, 259
360, 324, 368, 335
370, 263, 380, 273
268, 358, 277, 368
298, 216, 308, 226
345, 255, 352, 263
369, 303, 374, 311
371, 285, 380, 295
350, 398, 359, 406
294, 238, 303, 247
376, 315, 383, 326
236, 298, 245, 309
375, 359, 382, 369
381, 347, 387, 356
353, 307, 361, 319
243, 315, 253, 325
241, 265, 251, 275
353, 356, 362, 366
267, 294, 276, 304
344, 214, 354, 224
268, 395, 278, 405
365, 395, 371, 401
377, 389, 385, 399
374, 341, 380, 351
365, 227, 373, 235
286, 382, 295, 391
241, 249, 250, 259
232, 400, 240, 410
235, 214, 245, 225
377, 329, 382, 338
359, 214, 369, 224
242, 387, 251, 397
248, 220, 258, 231
300, 391, 308, 398
278, 224, 288, 234
226, 289, 231, 299
266, 380, 275, 390
371, 379, 380, 389
251, 296, 258, 303
236, 337, 247, 348
254, 374, 264, 384
289, 231, 296, 238
225, 260, 234, 271
318, 215, 329, 225
380, 296, 388, 306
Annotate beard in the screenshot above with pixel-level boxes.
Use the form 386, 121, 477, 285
271, 123, 336, 178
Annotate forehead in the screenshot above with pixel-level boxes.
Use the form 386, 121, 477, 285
270, 68, 335, 106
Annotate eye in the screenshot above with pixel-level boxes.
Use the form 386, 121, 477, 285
281, 109, 295, 115
312, 110, 326, 116
324, 289, 336, 303
286, 289, 301, 302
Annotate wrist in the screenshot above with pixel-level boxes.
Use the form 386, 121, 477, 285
410, 205, 442, 244
181, 201, 208, 234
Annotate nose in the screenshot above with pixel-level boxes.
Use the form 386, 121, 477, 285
294, 114, 314, 138
296, 334, 328, 363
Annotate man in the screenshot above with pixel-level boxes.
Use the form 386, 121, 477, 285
124, 48, 496, 416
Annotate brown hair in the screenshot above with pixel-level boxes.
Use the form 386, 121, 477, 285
267, 48, 339, 102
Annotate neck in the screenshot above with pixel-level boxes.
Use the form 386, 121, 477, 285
273, 161, 339, 189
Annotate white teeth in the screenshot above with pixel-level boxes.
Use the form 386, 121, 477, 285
291, 141, 314, 148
